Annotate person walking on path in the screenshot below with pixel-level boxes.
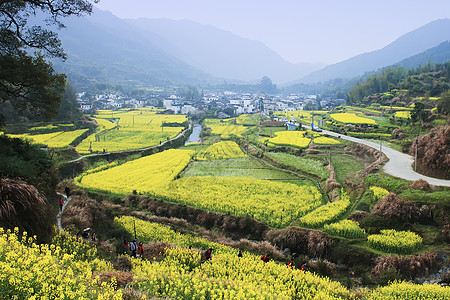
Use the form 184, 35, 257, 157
121, 240, 129, 255
129, 240, 137, 258
59, 197, 64, 211
136, 242, 144, 258
64, 186, 71, 199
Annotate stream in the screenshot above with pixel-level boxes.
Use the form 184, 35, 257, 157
185, 123, 202, 144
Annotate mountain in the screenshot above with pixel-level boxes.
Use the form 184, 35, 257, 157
54, 9, 218, 90
395, 40, 450, 69
299, 19, 450, 83
126, 18, 325, 83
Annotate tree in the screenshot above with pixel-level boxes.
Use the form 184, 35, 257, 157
437, 91, 450, 116
260, 76, 277, 94
0, 0, 97, 125
55, 81, 82, 121
410, 102, 429, 124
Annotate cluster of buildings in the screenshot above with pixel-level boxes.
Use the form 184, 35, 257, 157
77, 90, 344, 117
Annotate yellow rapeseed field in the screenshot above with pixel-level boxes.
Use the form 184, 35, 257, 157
156, 176, 323, 227
330, 113, 377, 124
76, 149, 195, 195
9, 129, 88, 148
195, 141, 247, 160
76, 110, 188, 153
267, 131, 311, 148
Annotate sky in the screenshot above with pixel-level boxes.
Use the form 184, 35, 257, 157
95, 0, 450, 65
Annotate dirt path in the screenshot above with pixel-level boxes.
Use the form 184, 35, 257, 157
320, 129, 450, 187
56, 192, 72, 231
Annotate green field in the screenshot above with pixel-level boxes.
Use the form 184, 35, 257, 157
182, 158, 299, 180
331, 154, 365, 184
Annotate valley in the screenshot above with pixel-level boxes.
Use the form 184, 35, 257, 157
0, 2, 449, 299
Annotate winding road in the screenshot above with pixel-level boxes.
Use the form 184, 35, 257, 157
320, 128, 450, 187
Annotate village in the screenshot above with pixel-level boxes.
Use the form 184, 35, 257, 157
77, 90, 345, 119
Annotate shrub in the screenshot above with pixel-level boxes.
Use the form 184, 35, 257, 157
265, 227, 334, 258
372, 252, 438, 280
409, 126, 450, 179
410, 179, 431, 191
0, 178, 54, 243
372, 193, 434, 224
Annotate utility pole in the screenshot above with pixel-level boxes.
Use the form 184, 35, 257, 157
415, 139, 418, 171
246, 134, 249, 155
379, 136, 382, 164
329, 145, 332, 165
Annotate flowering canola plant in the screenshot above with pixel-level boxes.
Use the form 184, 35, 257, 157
313, 136, 341, 145
267, 131, 311, 148
76, 149, 195, 195
0, 227, 121, 299
367, 229, 423, 254
207, 124, 248, 138
77, 110, 187, 153
369, 186, 389, 202
9, 129, 88, 148
366, 281, 449, 299
115, 216, 232, 254
395, 111, 411, 119
195, 141, 247, 161
330, 113, 377, 124
298, 190, 351, 228
156, 176, 323, 228
116, 216, 352, 299
323, 220, 367, 238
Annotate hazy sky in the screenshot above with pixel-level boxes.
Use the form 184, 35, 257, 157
95, 0, 450, 65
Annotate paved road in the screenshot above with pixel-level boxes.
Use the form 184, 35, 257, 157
320, 129, 450, 187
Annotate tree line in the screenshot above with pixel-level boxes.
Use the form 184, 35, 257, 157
347, 62, 450, 105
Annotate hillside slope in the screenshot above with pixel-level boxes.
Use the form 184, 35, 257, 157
54, 9, 218, 90
127, 18, 325, 83
300, 19, 450, 83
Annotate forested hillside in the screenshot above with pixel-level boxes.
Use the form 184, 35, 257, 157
347, 62, 450, 106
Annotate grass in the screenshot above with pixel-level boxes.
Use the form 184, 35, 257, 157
266, 152, 329, 180
365, 173, 410, 194
331, 155, 365, 185
258, 126, 286, 136
182, 158, 299, 180
400, 189, 450, 206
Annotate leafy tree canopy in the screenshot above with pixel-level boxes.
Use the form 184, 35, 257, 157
0, 0, 97, 125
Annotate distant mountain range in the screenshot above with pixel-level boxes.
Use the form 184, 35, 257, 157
54, 9, 450, 89
298, 19, 450, 83
395, 40, 450, 69
55, 9, 217, 89
126, 18, 325, 83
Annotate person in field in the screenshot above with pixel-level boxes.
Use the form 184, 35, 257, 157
204, 248, 212, 261
129, 240, 137, 257
136, 242, 144, 258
